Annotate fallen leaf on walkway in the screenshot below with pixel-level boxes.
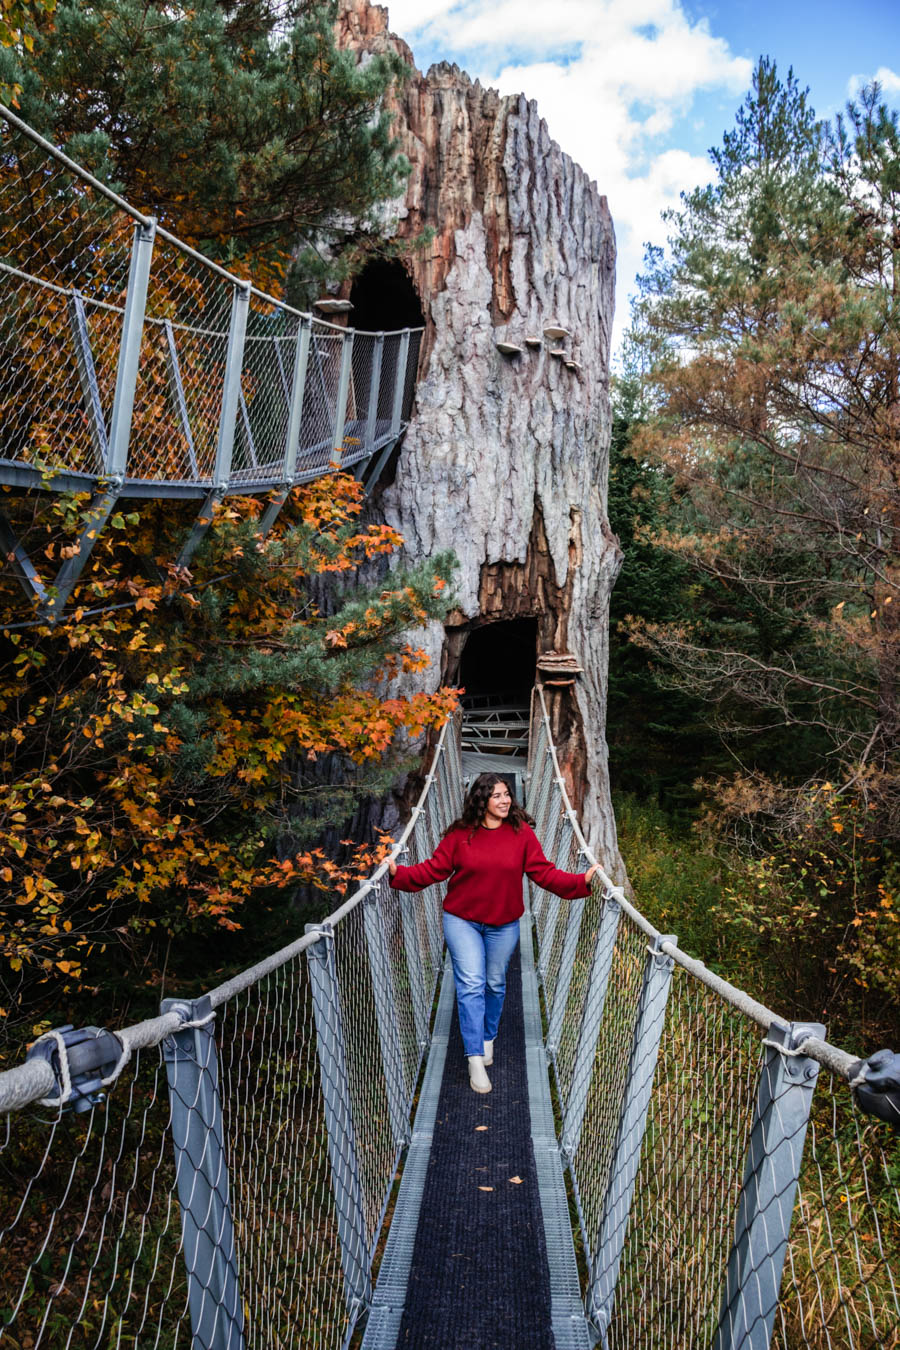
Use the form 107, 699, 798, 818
509, 1176, 523, 1184
478, 1186, 493, 1192
475, 1126, 488, 1132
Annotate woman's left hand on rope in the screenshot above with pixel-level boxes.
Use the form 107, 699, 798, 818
584, 863, 601, 886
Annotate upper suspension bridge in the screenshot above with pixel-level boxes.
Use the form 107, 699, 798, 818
1, 107, 899, 1350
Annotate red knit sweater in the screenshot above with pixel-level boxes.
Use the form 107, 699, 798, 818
389, 821, 591, 925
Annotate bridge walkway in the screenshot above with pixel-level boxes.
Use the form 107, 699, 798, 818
363, 922, 588, 1350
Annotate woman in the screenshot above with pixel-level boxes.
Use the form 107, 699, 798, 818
389, 773, 599, 1093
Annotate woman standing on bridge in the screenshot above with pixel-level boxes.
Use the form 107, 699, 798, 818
389, 773, 598, 1093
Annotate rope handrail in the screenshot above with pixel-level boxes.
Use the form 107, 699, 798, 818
533, 685, 868, 1082
0, 713, 457, 1115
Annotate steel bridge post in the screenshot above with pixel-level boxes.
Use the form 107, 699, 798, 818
40, 217, 157, 622
363, 881, 412, 1150
560, 894, 622, 1161
160, 994, 245, 1350
712, 1020, 825, 1350
258, 314, 311, 536
586, 932, 677, 1346
364, 332, 385, 452
529, 747, 556, 926
389, 330, 411, 438
177, 282, 249, 572
107, 215, 156, 479
214, 282, 251, 488
401, 890, 430, 1054
330, 330, 355, 468
305, 922, 371, 1323
545, 847, 591, 1060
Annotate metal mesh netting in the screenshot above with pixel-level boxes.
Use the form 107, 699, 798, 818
0, 715, 460, 1348
295, 325, 340, 478
528, 685, 900, 1350
229, 295, 296, 487
0, 125, 133, 476
776, 1085, 900, 1349
0, 110, 424, 506
131, 234, 235, 484
401, 332, 422, 422
608, 974, 764, 1348
217, 959, 343, 1348
0, 1049, 192, 1347
340, 334, 377, 470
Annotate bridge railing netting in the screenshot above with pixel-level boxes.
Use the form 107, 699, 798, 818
0, 106, 422, 496
0, 715, 463, 1350
528, 687, 900, 1350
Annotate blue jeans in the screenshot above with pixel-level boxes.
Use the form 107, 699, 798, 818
443, 912, 521, 1058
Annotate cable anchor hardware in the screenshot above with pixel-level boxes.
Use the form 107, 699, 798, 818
26, 1024, 123, 1113
849, 1048, 900, 1126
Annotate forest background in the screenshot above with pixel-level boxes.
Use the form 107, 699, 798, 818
0, 0, 898, 1058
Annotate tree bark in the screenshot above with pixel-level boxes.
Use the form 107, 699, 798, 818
338, 1, 624, 874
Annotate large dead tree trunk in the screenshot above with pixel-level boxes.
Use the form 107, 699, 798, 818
338, 2, 624, 876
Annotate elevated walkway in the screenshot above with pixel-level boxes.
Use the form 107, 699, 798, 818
363, 921, 589, 1350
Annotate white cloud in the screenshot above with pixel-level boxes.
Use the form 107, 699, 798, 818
847, 65, 900, 97
383, 0, 751, 347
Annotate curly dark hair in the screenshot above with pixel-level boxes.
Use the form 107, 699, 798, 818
444, 773, 535, 840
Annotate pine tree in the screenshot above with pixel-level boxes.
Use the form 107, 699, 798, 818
1, 0, 409, 289
629, 60, 900, 837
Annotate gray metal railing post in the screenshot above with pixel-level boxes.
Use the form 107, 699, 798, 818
401, 892, 430, 1053
214, 283, 251, 487
586, 933, 677, 1346
389, 330, 411, 437
258, 315, 311, 536
161, 994, 245, 1350
304, 922, 371, 1320
176, 282, 249, 571
545, 842, 589, 1059
67, 292, 109, 469
534, 799, 564, 961
107, 215, 156, 478
330, 330, 355, 467
560, 895, 622, 1159
414, 808, 445, 971
362, 884, 411, 1150
712, 1020, 825, 1350
365, 333, 385, 451
283, 315, 311, 479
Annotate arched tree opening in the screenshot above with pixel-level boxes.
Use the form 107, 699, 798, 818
455, 619, 537, 798
349, 258, 425, 332
458, 619, 537, 704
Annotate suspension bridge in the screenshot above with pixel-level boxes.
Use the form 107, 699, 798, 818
1, 107, 900, 1350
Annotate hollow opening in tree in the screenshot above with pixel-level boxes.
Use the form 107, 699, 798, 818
349, 258, 425, 332
458, 618, 537, 708
456, 618, 537, 795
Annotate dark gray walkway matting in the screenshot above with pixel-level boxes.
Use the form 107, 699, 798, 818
361, 916, 589, 1350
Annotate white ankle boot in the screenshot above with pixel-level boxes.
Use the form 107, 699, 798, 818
468, 1055, 492, 1093
483, 1039, 494, 1067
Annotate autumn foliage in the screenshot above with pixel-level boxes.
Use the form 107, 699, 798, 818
0, 474, 457, 1045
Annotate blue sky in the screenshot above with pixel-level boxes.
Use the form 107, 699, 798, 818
384, 0, 900, 345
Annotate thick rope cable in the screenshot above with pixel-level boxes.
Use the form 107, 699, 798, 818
533, 685, 869, 1085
